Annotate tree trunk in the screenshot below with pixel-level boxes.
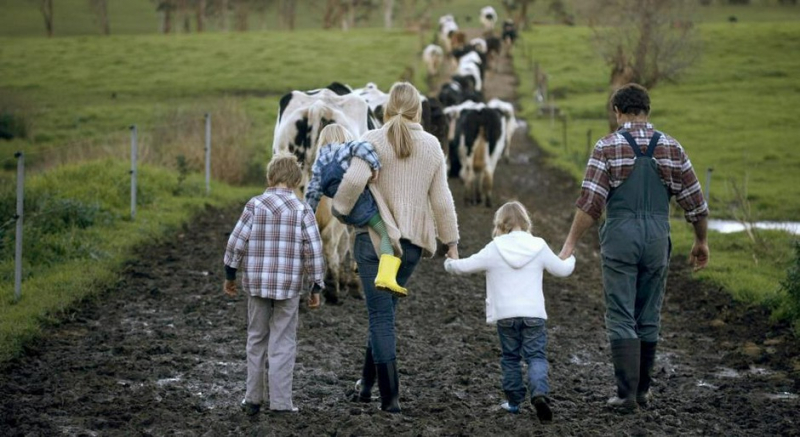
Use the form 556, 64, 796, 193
234, 1, 248, 31
40, 0, 54, 37
162, 8, 173, 33
196, 0, 205, 32
280, 0, 297, 30
384, 0, 394, 29
220, 0, 229, 31
634, 0, 653, 87
101, 0, 110, 35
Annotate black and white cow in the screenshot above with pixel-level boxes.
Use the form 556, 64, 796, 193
272, 84, 372, 304
487, 98, 519, 161
449, 103, 507, 207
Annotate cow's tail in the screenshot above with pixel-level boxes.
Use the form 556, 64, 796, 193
473, 126, 487, 173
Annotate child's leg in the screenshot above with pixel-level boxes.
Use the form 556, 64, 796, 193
497, 318, 526, 407
367, 214, 393, 256
369, 213, 408, 297
521, 318, 550, 398
246, 295, 272, 405
266, 295, 300, 411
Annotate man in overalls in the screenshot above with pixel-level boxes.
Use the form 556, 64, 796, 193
559, 83, 709, 413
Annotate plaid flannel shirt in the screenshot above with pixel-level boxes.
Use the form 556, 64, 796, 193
305, 140, 381, 212
224, 187, 325, 299
576, 122, 708, 223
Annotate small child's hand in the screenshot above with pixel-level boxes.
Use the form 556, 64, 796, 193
307, 293, 321, 309
371, 169, 380, 182
223, 279, 237, 297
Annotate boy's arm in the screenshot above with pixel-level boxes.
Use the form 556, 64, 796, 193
444, 244, 492, 275
223, 203, 254, 297
300, 207, 326, 290
223, 203, 254, 277
543, 244, 575, 278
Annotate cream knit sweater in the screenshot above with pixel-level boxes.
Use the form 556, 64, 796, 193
332, 122, 459, 257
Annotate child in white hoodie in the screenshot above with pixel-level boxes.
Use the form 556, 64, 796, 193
444, 201, 575, 422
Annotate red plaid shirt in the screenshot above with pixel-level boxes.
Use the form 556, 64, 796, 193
576, 122, 708, 223
224, 187, 325, 299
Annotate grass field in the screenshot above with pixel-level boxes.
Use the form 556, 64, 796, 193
513, 17, 800, 321
0, 28, 422, 362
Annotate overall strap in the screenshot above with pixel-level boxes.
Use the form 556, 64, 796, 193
619, 131, 662, 158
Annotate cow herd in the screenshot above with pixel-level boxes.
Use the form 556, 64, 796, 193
270, 7, 520, 302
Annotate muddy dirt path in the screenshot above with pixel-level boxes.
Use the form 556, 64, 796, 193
2, 31, 799, 437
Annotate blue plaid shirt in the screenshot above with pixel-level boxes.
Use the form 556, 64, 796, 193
305, 140, 381, 211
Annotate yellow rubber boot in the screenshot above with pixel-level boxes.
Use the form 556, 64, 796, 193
374, 254, 407, 297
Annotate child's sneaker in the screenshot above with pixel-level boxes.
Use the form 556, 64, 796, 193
532, 396, 553, 423
500, 401, 520, 414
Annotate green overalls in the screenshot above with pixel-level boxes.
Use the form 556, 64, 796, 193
599, 131, 671, 343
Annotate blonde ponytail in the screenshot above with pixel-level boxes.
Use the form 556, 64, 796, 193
384, 82, 422, 159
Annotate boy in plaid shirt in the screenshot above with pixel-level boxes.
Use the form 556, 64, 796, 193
223, 152, 326, 416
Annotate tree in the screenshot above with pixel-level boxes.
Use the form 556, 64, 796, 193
279, 0, 297, 30
384, 0, 394, 29
501, 0, 536, 30
88, 0, 110, 35
38, 0, 54, 37
578, 0, 701, 131
196, 0, 206, 32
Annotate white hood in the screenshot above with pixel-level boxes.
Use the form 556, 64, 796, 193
493, 231, 546, 269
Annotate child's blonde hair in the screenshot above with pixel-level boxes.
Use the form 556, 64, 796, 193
267, 152, 303, 188
318, 123, 355, 148
492, 201, 532, 238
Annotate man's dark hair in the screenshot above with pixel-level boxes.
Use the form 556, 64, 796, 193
611, 83, 651, 116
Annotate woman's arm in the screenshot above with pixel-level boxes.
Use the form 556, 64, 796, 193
429, 155, 459, 245
331, 158, 372, 216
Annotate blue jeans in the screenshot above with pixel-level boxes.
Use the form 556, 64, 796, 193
320, 159, 378, 227
353, 232, 422, 364
496, 317, 549, 406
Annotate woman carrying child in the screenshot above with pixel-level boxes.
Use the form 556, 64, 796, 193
333, 82, 460, 413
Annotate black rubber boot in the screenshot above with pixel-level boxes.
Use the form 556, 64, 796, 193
607, 338, 641, 414
355, 346, 376, 403
637, 341, 657, 406
376, 361, 401, 413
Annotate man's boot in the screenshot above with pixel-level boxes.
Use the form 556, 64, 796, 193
607, 338, 640, 414
374, 254, 407, 297
376, 361, 401, 413
637, 341, 657, 406
354, 345, 376, 403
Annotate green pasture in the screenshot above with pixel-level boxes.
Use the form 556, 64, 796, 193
0, 29, 421, 174
514, 20, 800, 324
0, 28, 421, 362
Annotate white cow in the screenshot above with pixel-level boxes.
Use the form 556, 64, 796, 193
438, 16, 459, 53
422, 44, 445, 77
470, 37, 488, 54
480, 6, 498, 32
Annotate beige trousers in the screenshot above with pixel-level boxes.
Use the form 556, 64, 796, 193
245, 294, 299, 410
